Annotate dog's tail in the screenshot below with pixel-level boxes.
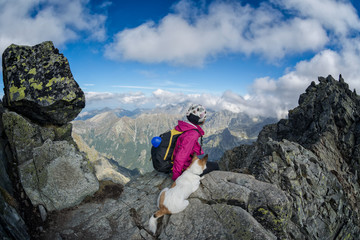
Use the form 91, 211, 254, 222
149, 189, 171, 234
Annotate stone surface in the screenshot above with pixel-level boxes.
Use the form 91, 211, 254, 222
2, 41, 85, 125
220, 75, 360, 239
19, 139, 99, 211
40, 170, 290, 240
0, 193, 30, 240
2, 110, 99, 212
2, 111, 73, 165
0, 103, 32, 240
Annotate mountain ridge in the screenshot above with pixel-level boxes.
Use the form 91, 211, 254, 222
72, 107, 276, 172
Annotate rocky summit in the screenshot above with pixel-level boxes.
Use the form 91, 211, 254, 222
2, 41, 85, 125
220, 75, 360, 239
1, 40, 359, 240
38, 75, 359, 240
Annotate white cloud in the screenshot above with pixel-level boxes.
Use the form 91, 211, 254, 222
152, 89, 198, 104
0, 0, 107, 55
242, 45, 360, 119
85, 91, 149, 110
86, 91, 146, 103
111, 84, 200, 93
104, 0, 331, 66
271, 0, 360, 36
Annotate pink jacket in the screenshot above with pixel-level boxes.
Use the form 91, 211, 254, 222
172, 120, 204, 181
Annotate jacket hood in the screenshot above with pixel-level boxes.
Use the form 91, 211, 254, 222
175, 120, 205, 136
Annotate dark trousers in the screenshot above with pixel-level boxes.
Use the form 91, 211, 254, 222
200, 161, 220, 177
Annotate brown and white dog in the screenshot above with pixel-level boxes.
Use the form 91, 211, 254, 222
148, 154, 208, 234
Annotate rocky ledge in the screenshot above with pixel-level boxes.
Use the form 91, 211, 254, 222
41, 170, 291, 240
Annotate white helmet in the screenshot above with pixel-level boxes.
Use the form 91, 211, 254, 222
186, 104, 207, 124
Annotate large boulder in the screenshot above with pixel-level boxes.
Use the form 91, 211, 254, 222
40, 170, 291, 239
2, 41, 85, 125
220, 75, 360, 239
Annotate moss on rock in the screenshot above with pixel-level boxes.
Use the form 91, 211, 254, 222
2, 41, 85, 125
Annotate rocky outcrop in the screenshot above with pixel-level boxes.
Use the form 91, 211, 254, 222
0, 42, 98, 239
2, 41, 85, 125
220, 75, 360, 239
41, 170, 292, 240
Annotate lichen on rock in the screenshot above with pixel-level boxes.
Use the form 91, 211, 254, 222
2, 41, 85, 125
2, 111, 73, 165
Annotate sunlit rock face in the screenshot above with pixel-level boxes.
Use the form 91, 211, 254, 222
220, 75, 360, 239
2, 41, 85, 125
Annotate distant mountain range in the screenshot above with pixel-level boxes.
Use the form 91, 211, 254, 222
72, 103, 277, 173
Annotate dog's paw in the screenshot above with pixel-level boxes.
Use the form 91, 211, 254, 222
200, 176, 205, 180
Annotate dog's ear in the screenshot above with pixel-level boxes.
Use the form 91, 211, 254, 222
198, 154, 208, 169
202, 154, 208, 162
191, 153, 198, 162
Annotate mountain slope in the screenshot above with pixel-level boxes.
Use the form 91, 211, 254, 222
72, 132, 139, 184
72, 107, 276, 172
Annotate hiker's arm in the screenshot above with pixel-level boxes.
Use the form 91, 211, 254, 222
172, 136, 197, 181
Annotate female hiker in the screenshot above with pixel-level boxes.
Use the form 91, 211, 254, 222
171, 104, 219, 181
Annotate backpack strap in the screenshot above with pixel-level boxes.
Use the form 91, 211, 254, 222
164, 129, 183, 161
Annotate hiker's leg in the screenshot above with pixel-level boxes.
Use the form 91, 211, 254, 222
200, 162, 219, 177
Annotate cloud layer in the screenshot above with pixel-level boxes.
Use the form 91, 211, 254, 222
84, 86, 298, 119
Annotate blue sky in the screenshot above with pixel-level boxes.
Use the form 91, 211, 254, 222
1, 0, 360, 118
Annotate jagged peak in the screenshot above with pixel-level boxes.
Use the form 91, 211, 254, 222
258, 74, 359, 166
